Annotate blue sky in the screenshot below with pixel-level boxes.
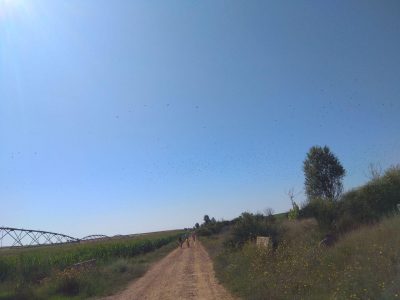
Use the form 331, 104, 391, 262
1, 0, 399, 237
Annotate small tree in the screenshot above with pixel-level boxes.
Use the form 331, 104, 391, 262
288, 202, 300, 220
303, 146, 345, 201
195, 223, 200, 229
287, 188, 300, 220
203, 215, 211, 225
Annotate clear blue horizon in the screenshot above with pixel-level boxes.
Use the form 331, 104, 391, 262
1, 0, 399, 237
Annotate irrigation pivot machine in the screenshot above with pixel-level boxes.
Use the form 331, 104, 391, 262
0, 227, 109, 248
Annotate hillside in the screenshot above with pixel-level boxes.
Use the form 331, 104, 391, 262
203, 215, 400, 299
200, 166, 400, 300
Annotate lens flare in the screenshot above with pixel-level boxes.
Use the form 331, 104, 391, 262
0, 0, 32, 20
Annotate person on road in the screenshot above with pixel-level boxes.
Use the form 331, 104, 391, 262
192, 231, 197, 245
186, 234, 190, 248
178, 236, 183, 248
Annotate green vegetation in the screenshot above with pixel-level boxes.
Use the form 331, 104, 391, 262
0, 230, 182, 299
196, 215, 231, 237
203, 216, 400, 299
227, 212, 278, 248
301, 165, 400, 232
287, 201, 300, 220
303, 145, 346, 201
201, 158, 400, 299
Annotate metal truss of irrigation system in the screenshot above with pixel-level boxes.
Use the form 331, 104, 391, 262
0, 227, 109, 248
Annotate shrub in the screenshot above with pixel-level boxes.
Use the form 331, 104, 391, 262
196, 227, 213, 236
288, 201, 300, 220
197, 219, 229, 236
227, 212, 278, 247
335, 165, 400, 232
300, 197, 338, 231
300, 165, 400, 234
111, 259, 129, 273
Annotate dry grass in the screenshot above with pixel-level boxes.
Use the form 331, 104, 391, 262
206, 216, 400, 299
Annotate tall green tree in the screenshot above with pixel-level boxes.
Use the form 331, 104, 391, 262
303, 145, 346, 201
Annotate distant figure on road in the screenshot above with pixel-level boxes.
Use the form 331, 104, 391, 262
178, 236, 183, 248
186, 235, 190, 248
191, 232, 197, 245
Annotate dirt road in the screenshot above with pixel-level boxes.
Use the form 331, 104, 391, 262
102, 240, 234, 300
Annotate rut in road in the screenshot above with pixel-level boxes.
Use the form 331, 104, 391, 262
102, 240, 234, 300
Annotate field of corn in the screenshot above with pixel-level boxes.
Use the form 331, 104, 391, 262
0, 230, 183, 299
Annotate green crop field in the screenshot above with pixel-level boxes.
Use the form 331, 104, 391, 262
0, 230, 183, 299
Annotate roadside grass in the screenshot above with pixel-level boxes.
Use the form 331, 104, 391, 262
203, 216, 400, 300
0, 231, 182, 299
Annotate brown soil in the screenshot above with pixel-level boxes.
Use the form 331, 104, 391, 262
101, 240, 234, 300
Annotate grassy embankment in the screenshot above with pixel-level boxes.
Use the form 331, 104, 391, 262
203, 216, 400, 299
0, 230, 183, 299
202, 167, 400, 299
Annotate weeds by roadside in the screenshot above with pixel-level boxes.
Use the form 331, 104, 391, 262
203, 216, 400, 300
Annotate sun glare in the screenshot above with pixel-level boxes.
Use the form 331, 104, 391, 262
0, 0, 19, 10
0, 0, 31, 20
